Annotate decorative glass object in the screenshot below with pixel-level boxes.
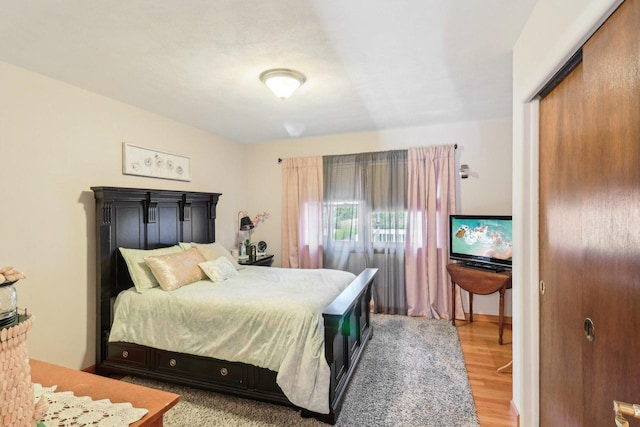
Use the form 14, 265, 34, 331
0, 281, 17, 328
0, 266, 25, 328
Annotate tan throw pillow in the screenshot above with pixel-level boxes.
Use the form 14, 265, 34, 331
119, 245, 184, 292
191, 242, 244, 270
144, 247, 207, 291
199, 257, 239, 283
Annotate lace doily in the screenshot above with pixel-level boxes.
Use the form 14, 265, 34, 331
34, 383, 148, 426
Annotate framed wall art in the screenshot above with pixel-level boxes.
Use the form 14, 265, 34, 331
122, 143, 191, 182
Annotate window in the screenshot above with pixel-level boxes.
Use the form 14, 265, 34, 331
326, 202, 407, 245
371, 211, 407, 244
326, 201, 359, 242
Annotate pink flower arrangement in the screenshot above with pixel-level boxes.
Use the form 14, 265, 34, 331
251, 212, 270, 227
237, 211, 270, 247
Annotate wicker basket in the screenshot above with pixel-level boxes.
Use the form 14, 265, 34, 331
0, 314, 47, 426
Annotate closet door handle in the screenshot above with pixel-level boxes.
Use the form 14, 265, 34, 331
584, 318, 595, 342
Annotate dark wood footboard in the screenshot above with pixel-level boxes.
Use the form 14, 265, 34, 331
92, 187, 377, 424
314, 267, 377, 423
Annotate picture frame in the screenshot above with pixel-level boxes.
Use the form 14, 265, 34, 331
122, 143, 191, 182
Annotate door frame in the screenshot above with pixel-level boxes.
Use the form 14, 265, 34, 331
512, 1, 621, 425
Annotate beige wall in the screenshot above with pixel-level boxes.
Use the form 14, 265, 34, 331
0, 61, 514, 372
0, 61, 244, 369
243, 117, 513, 317
512, 0, 621, 424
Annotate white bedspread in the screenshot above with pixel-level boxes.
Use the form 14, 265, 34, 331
109, 266, 356, 414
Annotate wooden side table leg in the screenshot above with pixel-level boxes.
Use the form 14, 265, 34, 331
451, 279, 456, 326
469, 292, 473, 322
499, 287, 505, 345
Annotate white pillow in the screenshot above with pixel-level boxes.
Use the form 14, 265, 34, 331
183, 242, 244, 270
199, 257, 239, 283
119, 245, 184, 292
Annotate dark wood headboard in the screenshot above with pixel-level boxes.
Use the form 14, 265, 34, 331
91, 187, 221, 362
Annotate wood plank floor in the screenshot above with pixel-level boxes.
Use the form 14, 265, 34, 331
457, 320, 516, 427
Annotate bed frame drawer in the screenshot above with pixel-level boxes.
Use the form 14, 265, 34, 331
107, 342, 149, 369
155, 351, 247, 388
253, 367, 282, 393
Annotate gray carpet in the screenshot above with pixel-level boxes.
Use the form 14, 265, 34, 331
123, 314, 479, 426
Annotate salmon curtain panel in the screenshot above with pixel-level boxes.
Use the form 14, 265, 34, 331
405, 145, 464, 319
281, 156, 324, 268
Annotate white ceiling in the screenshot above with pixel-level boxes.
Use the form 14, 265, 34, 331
0, 1, 537, 144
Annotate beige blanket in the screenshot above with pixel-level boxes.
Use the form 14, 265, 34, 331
109, 266, 356, 413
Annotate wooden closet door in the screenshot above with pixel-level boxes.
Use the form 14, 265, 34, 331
539, 61, 586, 426
580, 0, 640, 423
539, 1, 640, 424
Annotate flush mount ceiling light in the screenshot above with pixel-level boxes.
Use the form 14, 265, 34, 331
260, 68, 306, 100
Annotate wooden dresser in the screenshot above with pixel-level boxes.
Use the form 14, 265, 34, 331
30, 359, 179, 427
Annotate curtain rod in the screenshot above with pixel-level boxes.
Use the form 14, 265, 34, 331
277, 144, 457, 164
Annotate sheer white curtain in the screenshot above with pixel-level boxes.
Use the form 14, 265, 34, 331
323, 151, 408, 314
281, 157, 323, 269
405, 145, 463, 319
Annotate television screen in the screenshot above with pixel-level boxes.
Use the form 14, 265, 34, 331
449, 215, 512, 269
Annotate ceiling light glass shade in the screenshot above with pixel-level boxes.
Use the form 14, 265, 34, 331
260, 69, 306, 100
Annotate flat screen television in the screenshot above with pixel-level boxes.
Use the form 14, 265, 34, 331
449, 214, 512, 270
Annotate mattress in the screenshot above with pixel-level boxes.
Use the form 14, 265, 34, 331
109, 266, 356, 413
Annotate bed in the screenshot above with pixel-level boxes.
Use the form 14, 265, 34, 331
92, 186, 377, 424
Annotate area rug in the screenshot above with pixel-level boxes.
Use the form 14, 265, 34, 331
123, 314, 479, 426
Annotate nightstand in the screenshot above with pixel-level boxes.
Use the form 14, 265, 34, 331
446, 262, 512, 345
238, 254, 274, 267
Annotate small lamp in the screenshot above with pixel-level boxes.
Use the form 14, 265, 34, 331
237, 211, 253, 247
459, 164, 471, 179
239, 216, 255, 231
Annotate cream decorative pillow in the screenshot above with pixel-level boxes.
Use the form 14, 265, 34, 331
190, 242, 244, 270
199, 257, 239, 283
144, 247, 207, 291
119, 245, 184, 292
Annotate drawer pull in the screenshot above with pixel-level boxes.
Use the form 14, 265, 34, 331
169, 358, 177, 367
220, 367, 228, 376
122, 350, 129, 358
